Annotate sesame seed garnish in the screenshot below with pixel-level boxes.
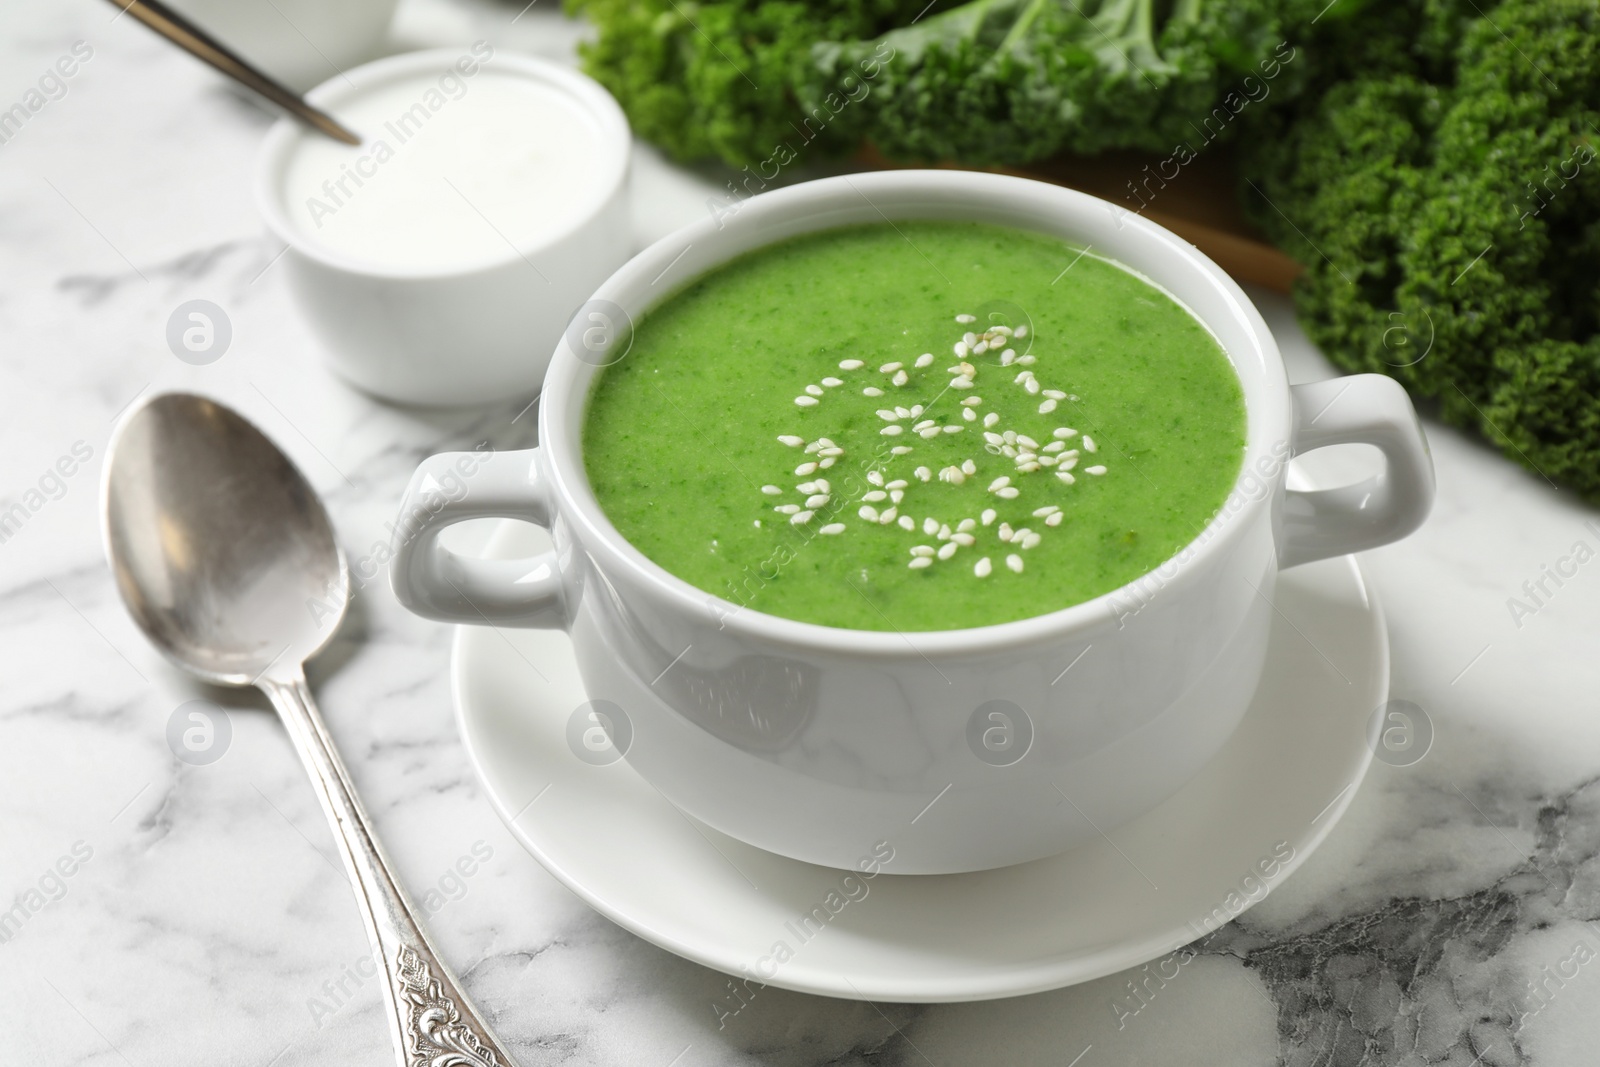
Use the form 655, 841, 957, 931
868, 471, 884, 486
778, 435, 803, 447
796, 462, 818, 475
1014, 325, 1029, 338
897, 515, 914, 530
795, 396, 819, 407
938, 523, 952, 539
1057, 471, 1076, 484
1000, 349, 1016, 366
984, 413, 1000, 428
880, 361, 902, 373
943, 425, 963, 434
1085, 465, 1107, 475
997, 487, 1020, 499
822, 377, 843, 387
961, 459, 977, 475
988, 476, 1011, 491
887, 479, 908, 490
1045, 512, 1064, 526
805, 494, 830, 508
913, 419, 936, 431
955, 314, 976, 324
1039, 399, 1058, 414
963, 332, 977, 346
819, 523, 845, 535
949, 377, 973, 390
981, 509, 997, 525
954, 341, 968, 357
880, 425, 903, 436
999, 523, 1014, 541
877, 409, 900, 421
774, 504, 799, 514
839, 359, 865, 370
863, 387, 884, 397
1006, 554, 1024, 573
975, 557, 992, 577
863, 490, 887, 502
962, 408, 977, 421
923, 517, 939, 535
1021, 532, 1042, 550
805, 384, 824, 396
1018, 434, 1038, 449
1044, 389, 1066, 400
890, 490, 904, 503
792, 510, 813, 525
818, 457, 837, 468
859, 505, 879, 521
915, 353, 934, 368
798, 480, 818, 492
915, 466, 932, 481
957, 518, 976, 532
1054, 427, 1078, 438
1033, 505, 1060, 517
911, 545, 935, 557
953, 532, 976, 546
938, 466, 965, 485
1058, 455, 1078, 471
960, 396, 982, 406
1042, 441, 1066, 453
1024, 378, 1041, 395
919, 427, 940, 439
892, 370, 910, 386
890, 446, 913, 455
909, 557, 933, 569
938, 542, 958, 560
972, 340, 988, 355
761, 485, 781, 495
1083, 436, 1097, 453
880, 506, 898, 522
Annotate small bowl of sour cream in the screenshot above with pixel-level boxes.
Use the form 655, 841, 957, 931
255, 46, 631, 406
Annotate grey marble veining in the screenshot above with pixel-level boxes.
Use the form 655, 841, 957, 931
3, 1, 1599, 1064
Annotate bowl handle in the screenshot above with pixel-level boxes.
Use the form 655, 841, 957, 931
389, 448, 565, 628
1279, 375, 1436, 569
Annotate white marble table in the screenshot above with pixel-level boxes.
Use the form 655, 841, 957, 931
2, 1, 1597, 1064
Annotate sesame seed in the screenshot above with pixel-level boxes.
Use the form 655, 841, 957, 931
1006, 554, 1024, 573
754, 520, 762, 528
999, 523, 1014, 541
839, 359, 865, 370
938, 524, 952, 539
1001, 445, 1018, 458
915, 353, 934, 368
997, 487, 1020, 499
955, 314, 976, 324
1045, 512, 1064, 526
1039, 455, 1058, 467
984, 413, 1000, 428
1057, 471, 1076, 484
805, 384, 823, 397
975, 557, 992, 577
1003, 430, 1018, 444
898, 515, 915, 530
1054, 427, 1078, 439
819, 523, 846, 535
963, 408, 977, 421
795, 462, 818, 475
953, 532, 976, 546
887, 479, 908, 490
960, 396, 982, 406
1021, 532, 1042, 550
819, 447, 844, 457
950, 377, 973, 389
919, 427, 940, 439
1058, 455, 1078, 471
1018, 435, 1038, 450
1014, 325, 1029, 338
819, 457, 837, 468
943, 425, 962, 434
778, 435, 803, 447
913, 419, 936, 431
890, 446, 913, 455
938, 542, 958, 560
859, 505, 879, 521
1016, 452, 1038, 464
797, 481, 818, 492
880, 361, 903, 373
864, 490, 887, 502
1000, 349, 1015, 366
792, 510, 813, 525
805, 494, 829, 508
957, 518, 976, 532
939, 467, 965, 485
911, 405, 924, 416
1043, 441, 1066, 453
1044, 389, 1066, 400
863, 387, 884, 397
816, 479, 830, 491
890, 490, 904, 503
981, 509, 997, 525
1039, 399, 1058, 414
961, 459, 977, 475
911, 545, 935, 557
963, 332, 977, 347
1086, 465, 1107, 475
983, 432, 1004, 446
822, 377, 843, 387
881, 425, 903, 436
915, 466, 932, 481
795, 396, 819, 407
909, 557, 933, 569
1014, 370, 1033, 383
1025, 378, 1041, 395
922, 517, 939, 535
1084, 436, 1098, 453
881, 506, 898, 522
761, 485, 782, 495
972, 340, 988, 355
893, 370, 910, 386
1016, 462, 1041, 473
868, 471, 884, 486
775, 504, 800, 514
954, 341, 968, 358
877, 409, 900, 421
988, 476, 1011, 491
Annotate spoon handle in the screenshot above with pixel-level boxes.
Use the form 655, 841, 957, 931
260, 671, 518, 1067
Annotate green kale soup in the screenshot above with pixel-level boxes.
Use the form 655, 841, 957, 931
582, 221, 1246, 632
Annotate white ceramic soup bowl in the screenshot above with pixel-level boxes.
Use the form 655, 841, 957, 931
391, 170, 1434, 874
254, 49, 632, 407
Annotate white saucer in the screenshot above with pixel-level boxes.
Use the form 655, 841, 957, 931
453, 519, 1386, 1003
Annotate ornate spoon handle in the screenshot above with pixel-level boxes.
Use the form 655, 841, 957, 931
260, 670, 516, 1067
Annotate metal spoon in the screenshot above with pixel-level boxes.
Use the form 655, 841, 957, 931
107, 0, 360, 145
103, 392, 517, 1067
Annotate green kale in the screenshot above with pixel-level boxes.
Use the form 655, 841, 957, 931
1239, 0, 1600, 497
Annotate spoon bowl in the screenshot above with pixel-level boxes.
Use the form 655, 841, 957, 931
103, 392, 346, 685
